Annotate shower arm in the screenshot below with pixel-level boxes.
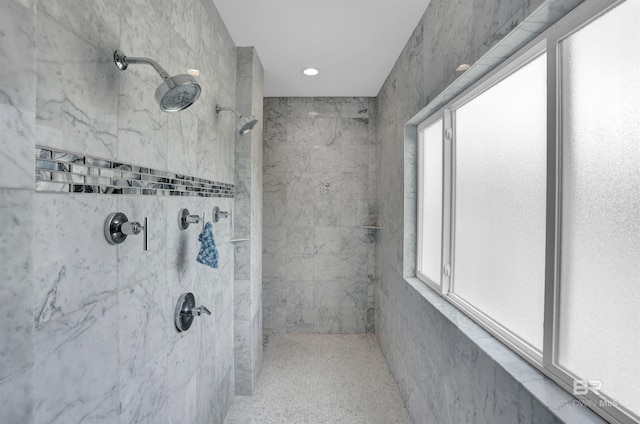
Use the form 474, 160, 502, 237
216, 106, 242, 117
114, 50, 170, 80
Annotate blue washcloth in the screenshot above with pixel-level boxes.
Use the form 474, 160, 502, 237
196, 222, 219, 269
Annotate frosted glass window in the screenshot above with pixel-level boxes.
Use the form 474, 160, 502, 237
418, 119, 443, 286
453, 54, 547, 351
557, 0, 640, 414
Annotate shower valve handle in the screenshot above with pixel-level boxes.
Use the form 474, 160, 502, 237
104, 214, 148, 251
188, 305, 211, 316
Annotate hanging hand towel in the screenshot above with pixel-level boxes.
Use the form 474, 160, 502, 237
197, 222, 219, 269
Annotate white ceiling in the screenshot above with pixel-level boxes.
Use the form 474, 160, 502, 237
212, 0, 432, 97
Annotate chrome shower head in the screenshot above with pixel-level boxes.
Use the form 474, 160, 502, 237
238, 115, 259, 135
216, 105, 259, 135
114, 50, 201, 112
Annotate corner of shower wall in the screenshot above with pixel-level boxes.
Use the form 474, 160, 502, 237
0, 1, 37, 423
233, 46, 264, 396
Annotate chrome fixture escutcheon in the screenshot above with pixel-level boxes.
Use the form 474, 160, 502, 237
104, 212, 148, 250
174, 292, 211, 332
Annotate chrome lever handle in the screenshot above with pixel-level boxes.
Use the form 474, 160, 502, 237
104, 213, 148, 251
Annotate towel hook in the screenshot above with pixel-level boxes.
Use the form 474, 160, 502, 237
178, 208, 205, 231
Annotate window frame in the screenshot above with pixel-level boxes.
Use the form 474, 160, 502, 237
416, 115, 446, 291
413, 0, 638, 422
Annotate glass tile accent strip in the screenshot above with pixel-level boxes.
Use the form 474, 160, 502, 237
35, 146, 234, 198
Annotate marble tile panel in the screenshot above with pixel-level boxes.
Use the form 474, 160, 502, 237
337, 97, 372, 118
234, 279, 251, 320
0, 0, 36, 189
262, 227, 286, 279
165, 373, 197, 424
0, 366, 33, 424
118, 74, 169, 171
263, 306, 286, 333
285, 172, 317, 199
314, 227, 343, 255
165, 327, 199, 394
234, 353, 253, 396
120, 350, 169, 424
234, 319, 251, 359
251, 310, 262, 362
310, 143, 344, 173
263, 117, 287, 148
336, 117, 373, 145
0, 190, 33, 379
167, 108, 199, 179
33, 194, 118, 328
119, 0, 172, 88
313, 253, 345, 282
286, 226, 314, 257
234, 240, 250, 280
313, 198, 342, 227
313, 281, 368, 310
37, 0, 121, 52
286, 281, 314, 309
286, 255, 314, 282
263, 97, 288, 120
285, 307, 314, 333
36, 12, 118, 159
285, 197, 315, 227
33, 295, 119, 424
262, 169, 288, 201
170, 0, 202, 52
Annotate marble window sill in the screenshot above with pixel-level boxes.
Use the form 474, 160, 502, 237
402, 276, 606, 424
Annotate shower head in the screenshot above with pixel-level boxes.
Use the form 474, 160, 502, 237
216, 105, 259, 135
114, 50, 201, 112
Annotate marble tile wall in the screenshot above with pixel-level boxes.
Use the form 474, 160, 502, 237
233, 47, 264, 396
263, 97, 377, 334
0, 0, 239, 423
375, 0, 587, 423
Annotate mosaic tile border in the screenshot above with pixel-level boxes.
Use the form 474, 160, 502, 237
35, 146, 234, 198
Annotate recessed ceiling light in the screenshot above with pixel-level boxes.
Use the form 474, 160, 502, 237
302, 68, 320, 76
455, 63, 471, 72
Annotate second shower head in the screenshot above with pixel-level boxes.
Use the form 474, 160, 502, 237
216, 105, 259, 135
114, 50, 201, 112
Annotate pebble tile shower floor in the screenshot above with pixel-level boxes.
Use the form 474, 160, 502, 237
224, 334, 412, 424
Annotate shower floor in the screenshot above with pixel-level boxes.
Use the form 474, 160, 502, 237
224, 333, 412, 424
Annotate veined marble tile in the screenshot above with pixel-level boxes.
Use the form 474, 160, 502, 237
37, 0, 121, 53
165, 373, 197, 424
0, 1, 36, 189
0, 366, 33, 424
117, 74, 169, 171
285, 198, 315, 228
337, 97, 372, 118
33, 194, 118, 328
310, 143, 343, 173
169, 0, 202, 52
286, 255, 314, 282
119, 349, 169, 424
167, 107, 199, 179
234, 319, 251, 359
33, 295, 119, 424
36, 12, 118, 159
263, 97, 288, 119
263, 306, 286, 333
234, 279, 251, 321
0, 189, 33, 379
